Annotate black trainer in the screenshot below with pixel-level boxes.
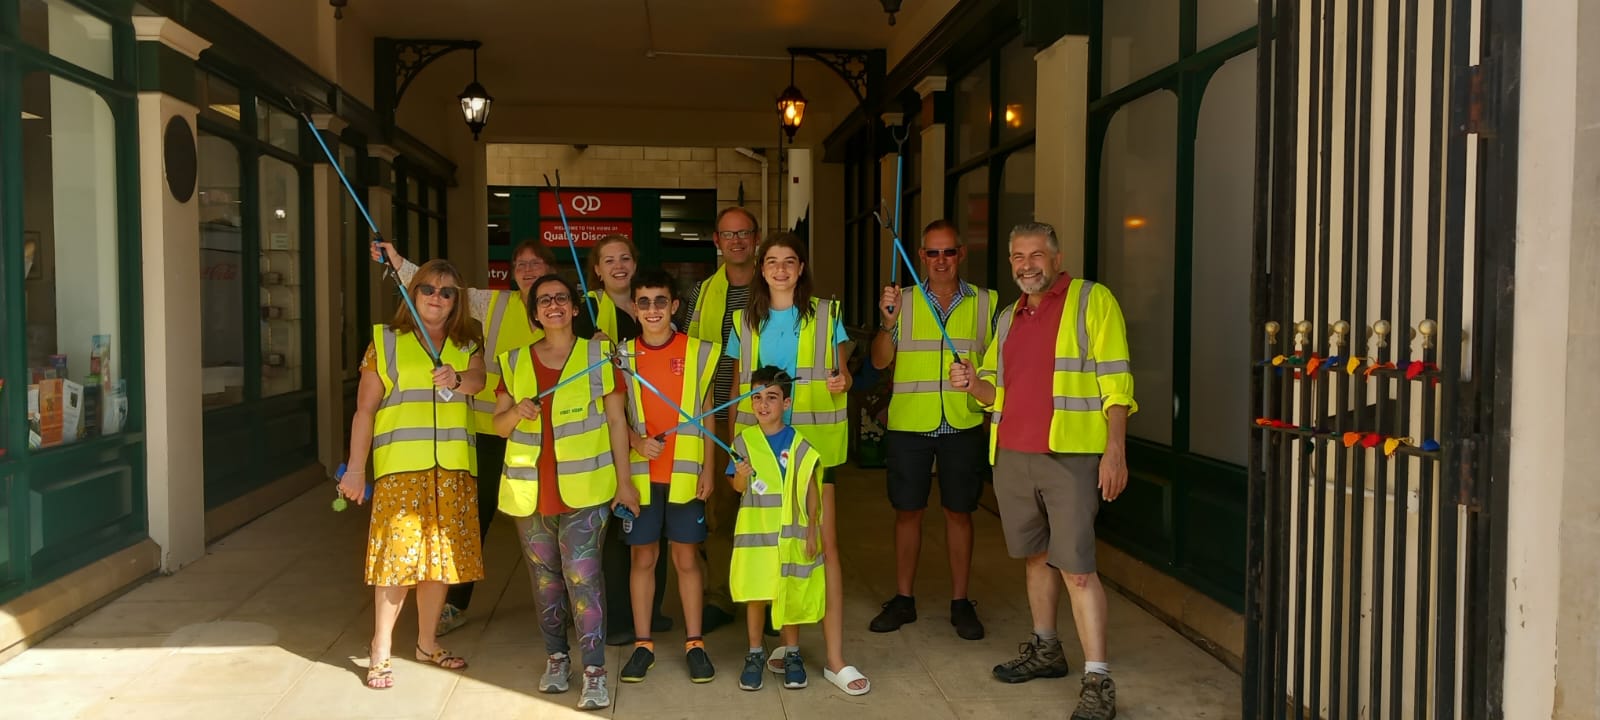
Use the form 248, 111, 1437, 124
620, 646, 655, 683
869, 595, 917, 633
951, 599, 985, 640
686, 646, 716, 684
992, 634, 1070, 683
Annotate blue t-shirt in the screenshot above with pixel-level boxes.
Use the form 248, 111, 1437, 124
724, 304, 849, 424
727, 425, 796, 476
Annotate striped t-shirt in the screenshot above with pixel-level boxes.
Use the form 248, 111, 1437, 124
676, 280, 751, 416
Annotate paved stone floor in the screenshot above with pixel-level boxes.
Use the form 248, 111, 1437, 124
0, 466, 1239, 719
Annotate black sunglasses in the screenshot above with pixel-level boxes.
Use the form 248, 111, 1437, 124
415, 284, 458, 300
923, 248, 960, 258
633, 296, 673, 310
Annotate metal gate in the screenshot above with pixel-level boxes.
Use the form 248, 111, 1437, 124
1244, 0, 1519, 717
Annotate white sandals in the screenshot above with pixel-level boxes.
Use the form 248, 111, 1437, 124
823, 665, 871, 696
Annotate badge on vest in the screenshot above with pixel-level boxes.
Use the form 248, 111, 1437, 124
750, 479, 769, 495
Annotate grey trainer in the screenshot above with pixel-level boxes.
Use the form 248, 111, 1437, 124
1070, 672, 1118, 720
577, 666, 610, 710
992, 633, 1071, 683
539, 653, 571, 693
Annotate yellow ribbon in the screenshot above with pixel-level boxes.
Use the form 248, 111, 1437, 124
1383, 437, 1417, 456
1272, 355, 1287, 366
1346, 356, 1364, 374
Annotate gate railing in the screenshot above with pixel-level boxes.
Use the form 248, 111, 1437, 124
1244, 0, 1516, 718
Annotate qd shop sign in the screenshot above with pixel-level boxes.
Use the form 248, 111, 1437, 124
539, 191, 632, 218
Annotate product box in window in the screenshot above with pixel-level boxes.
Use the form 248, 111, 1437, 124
29, 378, 64, 448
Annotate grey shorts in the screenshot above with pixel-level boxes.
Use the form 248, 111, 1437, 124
993, 449, 1100, 574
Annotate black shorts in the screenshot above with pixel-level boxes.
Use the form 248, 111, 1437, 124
885, 426, 990, 513
624, 483, 709, 545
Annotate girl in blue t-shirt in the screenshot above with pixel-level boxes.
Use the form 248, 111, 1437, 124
725, 232, 870, 696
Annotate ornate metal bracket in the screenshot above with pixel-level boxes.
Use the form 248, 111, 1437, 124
789, 47, 886, 105
375, 38, 480, 126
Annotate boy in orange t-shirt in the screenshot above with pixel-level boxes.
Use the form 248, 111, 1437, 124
613, 269, 720, 685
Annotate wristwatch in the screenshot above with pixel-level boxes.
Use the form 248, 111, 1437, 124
451, 370, 462, 390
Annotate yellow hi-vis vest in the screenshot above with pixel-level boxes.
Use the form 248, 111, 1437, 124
621, 335, 721, 504
498, 338, 618, 514
978, 279, 1138, 462
731, 298, 848, 467
371, 325, 477, 477
474, 290, 541, 433
686, 266, 732, 343
887, 284, 997, 432
728, 426, 826, 626
585, 290, 624, 340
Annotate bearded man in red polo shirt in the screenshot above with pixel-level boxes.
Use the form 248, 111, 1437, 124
949, 221, 1135, 720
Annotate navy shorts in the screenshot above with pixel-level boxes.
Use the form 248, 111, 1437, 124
885, 426, 990, 513
624, 482, 709, 545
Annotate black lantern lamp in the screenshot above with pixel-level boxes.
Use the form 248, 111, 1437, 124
777, 55, 806, 142
458, 46, 493, 140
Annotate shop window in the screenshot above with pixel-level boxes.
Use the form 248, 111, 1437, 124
952, 167, 990, 284
199, 132, 246, 407
954, 59, 992, 163
1188, 51, 1257, 465
1102, 0, 1180, 90
202, 73, 242, 128
19, 0, 114, 79
1198, 0, 1261, 48
255, 99, 299, 154
259, 155, 303, 397
18, 72, 128, 448
998, 37, 1037, 144
1098, 91, 1178, 445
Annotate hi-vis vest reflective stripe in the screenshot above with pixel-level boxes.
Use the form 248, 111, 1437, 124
728, 427, 826, 626
980, 279, 1138, 462
887, 285, 997, 432
371, 325, 477, 477
498, 338, 618, 514
622, 336, 721, 504
731, 298, 848, 467
474, 290, 541, 432
686, 266, 731, 344
585, 290, 621, 340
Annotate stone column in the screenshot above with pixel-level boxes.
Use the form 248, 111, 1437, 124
1032, 35, 1090, 277
132, 17, 211, 572
914, 77, 948, 224
310, 114, 347, 472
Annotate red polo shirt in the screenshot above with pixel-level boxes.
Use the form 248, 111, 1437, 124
997, 272, 1073, 453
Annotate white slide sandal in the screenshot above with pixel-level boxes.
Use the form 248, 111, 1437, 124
823, 665, 871, 696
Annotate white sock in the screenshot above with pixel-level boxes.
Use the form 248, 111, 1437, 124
1084, 661, 1110, 677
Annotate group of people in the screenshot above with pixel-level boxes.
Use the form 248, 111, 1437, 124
335, 206, 1135, 720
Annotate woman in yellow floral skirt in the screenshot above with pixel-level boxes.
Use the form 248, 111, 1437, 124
339, 259, 487, 689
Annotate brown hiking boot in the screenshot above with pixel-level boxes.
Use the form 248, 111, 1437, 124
1070, 672, 1118, 720
991, 634, 1070, 683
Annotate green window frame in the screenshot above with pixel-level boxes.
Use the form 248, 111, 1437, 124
1084, 0, 1258, 610
0, 0, 147, 604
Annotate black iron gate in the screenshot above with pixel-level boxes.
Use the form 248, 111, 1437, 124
1244, 0, 1519, 717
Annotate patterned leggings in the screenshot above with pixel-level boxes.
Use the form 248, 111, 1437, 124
515, 506, 610, 669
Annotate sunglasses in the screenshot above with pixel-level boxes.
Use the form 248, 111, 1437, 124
416, 284, 458, 300
923, 248, 960, 258
633, 296, 673, 310
535, 293, 573, 308
717, 229, 756, 240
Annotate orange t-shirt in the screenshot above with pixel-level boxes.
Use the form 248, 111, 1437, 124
634, 333, 691, 484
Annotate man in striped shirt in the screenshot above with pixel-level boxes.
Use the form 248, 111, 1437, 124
674, 206, 760, 632
867, 220, 1000, 641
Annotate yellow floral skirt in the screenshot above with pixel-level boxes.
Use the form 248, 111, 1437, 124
364, 467, 486, 587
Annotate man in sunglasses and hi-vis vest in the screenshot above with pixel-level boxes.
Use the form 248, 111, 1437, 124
866, 219, 999, 643
949, 221, 1135, 720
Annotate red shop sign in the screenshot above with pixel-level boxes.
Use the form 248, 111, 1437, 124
540, 220, 633, 248
539, 191, 633, 218
487, 260, 511, 290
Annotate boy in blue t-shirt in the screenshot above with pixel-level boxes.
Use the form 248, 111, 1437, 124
727, 366, 824, 692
